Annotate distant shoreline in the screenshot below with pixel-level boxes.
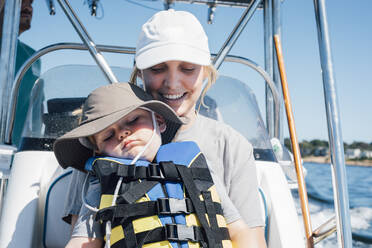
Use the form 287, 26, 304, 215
303, 156, 372, 167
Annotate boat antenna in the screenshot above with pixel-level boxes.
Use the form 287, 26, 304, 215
45, 0, 56, 15
84, 0, 104, 18
207, 1, 217, 24
163, 0, 174, 9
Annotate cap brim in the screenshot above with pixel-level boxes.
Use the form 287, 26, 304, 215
136, 43, 211, 69
53, 138, 93, 171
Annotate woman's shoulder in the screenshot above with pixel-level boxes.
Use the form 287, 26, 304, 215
196, 115, 250, 143
197, 114, 229, 129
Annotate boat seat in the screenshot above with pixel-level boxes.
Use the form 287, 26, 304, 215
198, 95, 223, 121
43, 98, 85, 137
43, 170, 72, 248
256, 161, 305, 247
259, 187, 269, 240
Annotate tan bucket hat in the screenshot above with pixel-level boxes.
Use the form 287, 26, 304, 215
53, 83, 184, 171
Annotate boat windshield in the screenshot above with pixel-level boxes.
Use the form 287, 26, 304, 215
19, 64, 276, 161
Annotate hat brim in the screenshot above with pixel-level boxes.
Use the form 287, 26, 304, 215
136, 43, 211, 69
53, 100, 184, 170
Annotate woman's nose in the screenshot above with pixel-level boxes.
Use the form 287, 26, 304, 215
164, 70, 181, 89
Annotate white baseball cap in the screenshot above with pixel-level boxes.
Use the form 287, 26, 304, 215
135, 9, 211, 69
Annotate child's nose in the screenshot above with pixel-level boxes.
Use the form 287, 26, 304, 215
118, 130, 131, 140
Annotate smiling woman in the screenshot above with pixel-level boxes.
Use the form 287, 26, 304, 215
64, 9, 267, 248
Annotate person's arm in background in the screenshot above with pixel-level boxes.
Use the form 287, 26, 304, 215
228, 220, 267, 248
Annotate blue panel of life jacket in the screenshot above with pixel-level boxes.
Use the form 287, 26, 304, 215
85, 141, 232, 248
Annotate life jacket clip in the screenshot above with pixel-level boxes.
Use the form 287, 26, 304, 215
165, 223, 198, 242
95, 206, 114, 222
147, 163, 165, 180
157, 198, 192, 215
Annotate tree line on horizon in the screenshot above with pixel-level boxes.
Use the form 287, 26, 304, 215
283, 138, 372, 157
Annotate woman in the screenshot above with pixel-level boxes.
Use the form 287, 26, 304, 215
64, 9, 266, 247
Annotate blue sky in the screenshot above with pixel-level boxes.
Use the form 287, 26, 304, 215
20, 0, 372, 143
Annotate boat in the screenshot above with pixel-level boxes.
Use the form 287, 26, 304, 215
0, 0, 353, 247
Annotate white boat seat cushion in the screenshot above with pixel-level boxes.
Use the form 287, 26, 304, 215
43, 170, 72, 248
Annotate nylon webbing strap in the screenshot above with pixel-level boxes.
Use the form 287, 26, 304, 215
136, 224, 230, 245
202, 191, 225, 247
96, 201, 157, 222
175, 165, 216, 247
159, 161, 179, 179
94, 160, 213, 182
123, 221, 137, 248
118, 180, 158, 204
135, 224, 230, 245
96, 198, 224, 222
191, 167, 213, 182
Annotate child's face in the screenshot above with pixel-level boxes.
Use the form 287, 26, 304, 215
93, 109, 163, 162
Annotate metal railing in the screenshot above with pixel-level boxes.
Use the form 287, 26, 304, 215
5, 43, 280, 145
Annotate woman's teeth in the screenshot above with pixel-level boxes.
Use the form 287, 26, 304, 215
163, 93, 184, 100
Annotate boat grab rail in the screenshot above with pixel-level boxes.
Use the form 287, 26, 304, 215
313, 216, 337, 244
5, 42, 280, 145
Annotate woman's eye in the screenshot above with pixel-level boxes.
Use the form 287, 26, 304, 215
150, 67, 165, 73
182, 67, 195, 73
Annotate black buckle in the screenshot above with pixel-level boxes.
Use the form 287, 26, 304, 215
147, 163, 164, 180
127, 164, 136, 179
95, 207, 114, 222
157, 198, 191, 215
165, 224, 197, 242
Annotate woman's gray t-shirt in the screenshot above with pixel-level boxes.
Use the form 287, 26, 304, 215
173, 115, 264, 227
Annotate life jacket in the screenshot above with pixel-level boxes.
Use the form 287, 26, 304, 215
85, 141, 232, 248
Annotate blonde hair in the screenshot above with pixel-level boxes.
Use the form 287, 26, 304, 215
199, 64, 218, 111
129, 64, 218, 110
129, 66, 140, 85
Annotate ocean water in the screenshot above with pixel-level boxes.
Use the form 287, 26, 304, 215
293, 162, 372, 247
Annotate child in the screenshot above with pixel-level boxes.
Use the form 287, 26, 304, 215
54, 83, 255, 248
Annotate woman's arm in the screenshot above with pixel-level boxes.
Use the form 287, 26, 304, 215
65, 237, 103, 248
228, 220, 267, 248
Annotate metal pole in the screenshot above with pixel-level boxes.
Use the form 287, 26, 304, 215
56, 0, 118, 84
0, 0, 21, 143
313, 0, 352, 247
275, 35, 314, 248
5, 43, 136, 144
212, 0, 261, 69
272, 0, 282, 141
263, 0, 274, 138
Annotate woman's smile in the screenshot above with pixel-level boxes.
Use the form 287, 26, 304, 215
161, 92, 186, 100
